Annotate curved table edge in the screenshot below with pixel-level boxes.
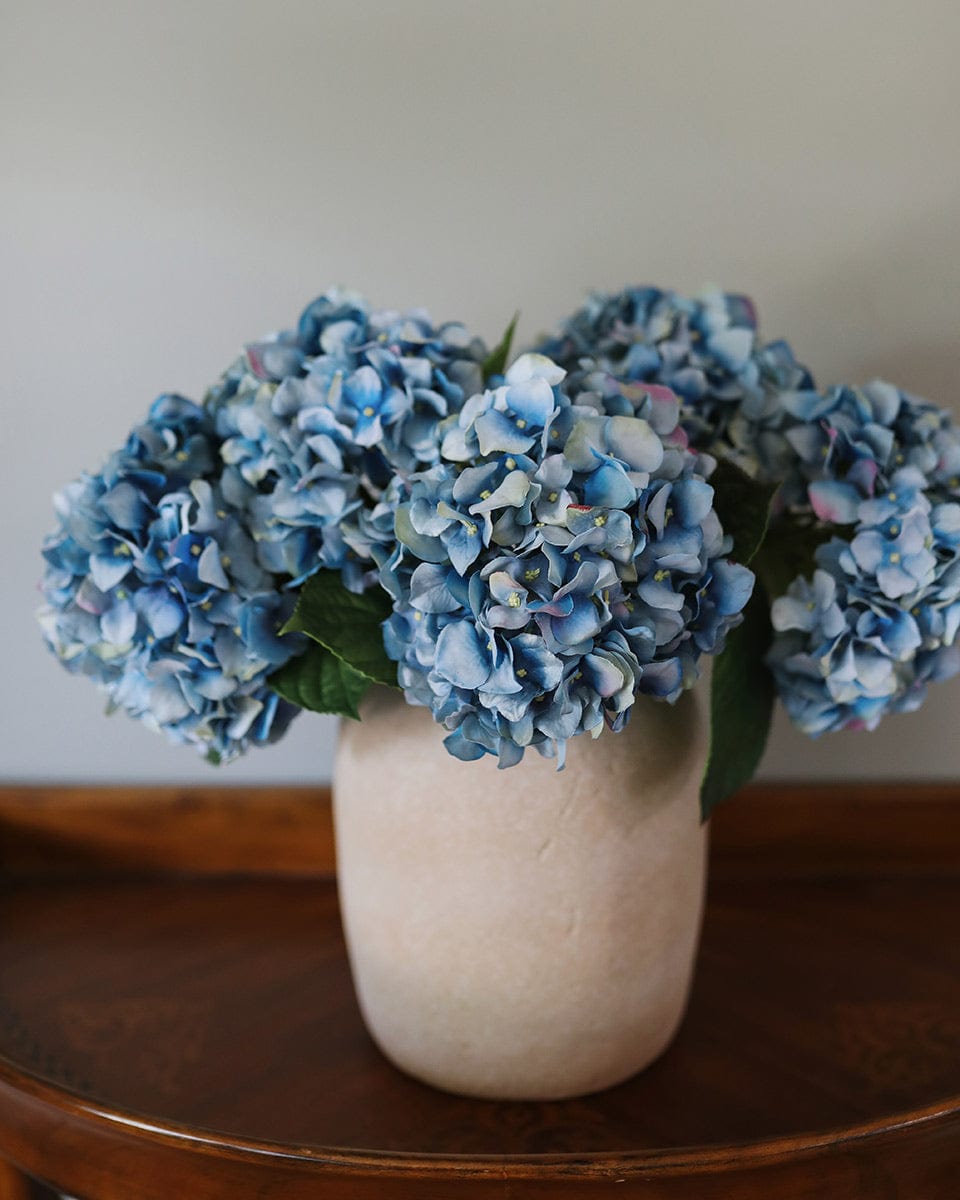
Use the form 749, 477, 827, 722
1, 1053, 958, 1184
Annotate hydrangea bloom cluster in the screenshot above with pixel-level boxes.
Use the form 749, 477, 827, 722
378, 354, 754, 766
39, 395, 303, 761
205, 289, 488, 593
541, 286, 960, 741
763, 382, 960, 733
538, 284, 815, 476
39, 282, 960, 770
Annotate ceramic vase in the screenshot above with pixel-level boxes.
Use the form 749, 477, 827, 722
333, 684, 709, 1101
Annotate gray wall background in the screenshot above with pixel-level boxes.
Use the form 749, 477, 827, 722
4, 0, 959, 783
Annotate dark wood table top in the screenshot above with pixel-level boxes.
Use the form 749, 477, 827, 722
0, 784, 957, 1198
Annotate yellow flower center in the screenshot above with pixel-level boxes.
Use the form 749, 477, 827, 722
654, 569, 669, 582
508, 592, 522, 608
363, 406, 376, 417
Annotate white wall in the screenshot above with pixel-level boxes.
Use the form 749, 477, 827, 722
3, 0, 959, 783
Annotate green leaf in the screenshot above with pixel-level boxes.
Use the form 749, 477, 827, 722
754, 517, 837, 601
700, 584, 776, 821
280, 570, 398, 688
269, 641, 370, 720
482, 312, 520, 382
709, 458, 778, 566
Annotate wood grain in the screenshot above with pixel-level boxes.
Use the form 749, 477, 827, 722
2, 782, 959, 879
0, 785, 334, 877
0, 788, 958, 1197
0, 1160, 31, 1200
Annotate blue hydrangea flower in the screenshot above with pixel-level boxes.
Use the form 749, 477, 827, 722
39, 395, 304, 762
768, 480, 960, 734
381, 354, 753, 767
538, 284, 815, 477
204, 289, 489, 594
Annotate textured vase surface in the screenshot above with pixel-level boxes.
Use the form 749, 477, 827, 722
333, 685, 709, 1101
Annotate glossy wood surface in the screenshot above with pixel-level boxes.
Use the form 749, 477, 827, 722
0, 786, 958, 1197
3, 781, 959, 878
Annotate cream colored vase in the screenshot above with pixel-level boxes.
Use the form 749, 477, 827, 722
333, 684, 709, 1101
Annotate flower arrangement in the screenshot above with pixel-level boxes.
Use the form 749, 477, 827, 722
39, 286, 960, 815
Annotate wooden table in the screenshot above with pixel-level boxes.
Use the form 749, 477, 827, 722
0, 784, 957, 1198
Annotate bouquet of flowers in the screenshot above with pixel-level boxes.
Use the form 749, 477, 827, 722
39, 286, 960, 816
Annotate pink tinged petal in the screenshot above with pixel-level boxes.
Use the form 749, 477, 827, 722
75, 578, 108, 615
809, 480, 861, 524
485, 605, 531, 629
584, 653, 628, 698
488, 571, 527, 606
847, 457, 879, 496
529, 593, 576, 618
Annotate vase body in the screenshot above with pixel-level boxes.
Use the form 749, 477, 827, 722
333, 685, 709, 1101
